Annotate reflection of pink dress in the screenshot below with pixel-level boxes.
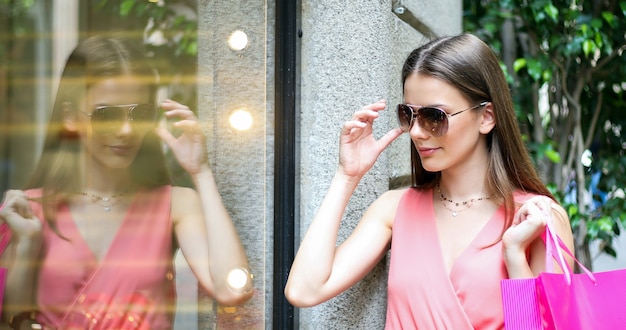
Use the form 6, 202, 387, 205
27, 186, 175, 330
386, 188, 532, 329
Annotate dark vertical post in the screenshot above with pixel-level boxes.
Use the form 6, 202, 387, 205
274, 0, 297, 329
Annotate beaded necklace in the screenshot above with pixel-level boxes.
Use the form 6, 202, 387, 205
81, 190, 129, 212
436, 184, 490, 217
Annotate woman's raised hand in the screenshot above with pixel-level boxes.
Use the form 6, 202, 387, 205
155, 99, 209, 175
338, 100, 403, 179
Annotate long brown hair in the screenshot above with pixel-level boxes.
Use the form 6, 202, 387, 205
401, 33, 554, 229
26, 35, 171, 236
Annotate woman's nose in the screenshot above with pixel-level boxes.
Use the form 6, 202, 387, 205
409, 119, 430, 139
116, 120, 135, 136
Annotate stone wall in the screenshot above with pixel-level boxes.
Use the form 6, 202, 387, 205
297, 1, 461, 328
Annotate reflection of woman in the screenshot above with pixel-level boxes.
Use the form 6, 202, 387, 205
0, 36, 253, 329
285, 34, 574, 328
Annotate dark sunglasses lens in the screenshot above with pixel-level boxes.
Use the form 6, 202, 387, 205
397, 105, 413, 131
417, 107, 447, 137
131, 104, 156, 122
90, 106, 125, 132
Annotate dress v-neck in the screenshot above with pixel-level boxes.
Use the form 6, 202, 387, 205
427, 188, 504, 277
60, 191, 139, 268
386, 187, 523, 329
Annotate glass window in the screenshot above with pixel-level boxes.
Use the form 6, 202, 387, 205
0, 1, 270, 329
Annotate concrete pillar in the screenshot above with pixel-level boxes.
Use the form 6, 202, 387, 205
297, 0, 461, 328
197, 0, 271, 328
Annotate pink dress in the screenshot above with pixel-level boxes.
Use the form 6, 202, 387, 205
386, 188, 534, 329
26, 186, 175, 330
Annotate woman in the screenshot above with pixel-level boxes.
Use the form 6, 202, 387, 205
285, 33, 575, 329
0, 36, 253, 329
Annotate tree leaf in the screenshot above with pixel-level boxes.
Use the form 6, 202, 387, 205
544, 4, 559, 21
120, 0, 135, 16
513, 58, 527, 73
545, 148, 561, 163
527, 58, 542, 80
582, 39, 594, 57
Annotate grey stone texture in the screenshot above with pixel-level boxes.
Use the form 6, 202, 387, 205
195, 0, 462, 329
197, 0, 272, 328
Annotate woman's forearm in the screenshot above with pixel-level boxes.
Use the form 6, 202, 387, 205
191, 165, 252, 305
285, 171, 360, 300
503, 247, 534, 279
2, 237, 41, 323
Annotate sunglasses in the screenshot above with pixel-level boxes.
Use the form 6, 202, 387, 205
397, 101, 488, 137
81, 104, 157, 134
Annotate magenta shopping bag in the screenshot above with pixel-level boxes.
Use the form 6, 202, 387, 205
501, 215, 570, 330
501, 277, 542, 329
502, 216, 626, 330
537, 266, 626, 329
0, 222, 10, 313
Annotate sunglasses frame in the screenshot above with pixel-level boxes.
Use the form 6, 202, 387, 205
397, 101, 488, 137
81, 103, 157, 133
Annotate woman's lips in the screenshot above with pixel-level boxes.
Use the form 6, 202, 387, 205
108, 144, 133, 155
417, 147, 439, 157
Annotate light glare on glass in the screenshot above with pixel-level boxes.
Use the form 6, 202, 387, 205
229, 109, 253, 131
227, 268, 249, 290
228, 30, 249, 51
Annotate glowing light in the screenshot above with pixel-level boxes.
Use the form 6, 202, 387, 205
227, 268, 249, 290
228, 30, 249, 51
226, 267, 254, 294
229, 109, 253, 131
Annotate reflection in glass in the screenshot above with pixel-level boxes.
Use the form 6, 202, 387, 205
228, 30, 249, 51
229, 109, 254, 131
1, 1, 268, 329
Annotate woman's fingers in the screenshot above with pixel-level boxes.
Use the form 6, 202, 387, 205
0, 190, 33, 219
157, 99, 203, 138
512, 197, 551, 225
0, 190, 42, 239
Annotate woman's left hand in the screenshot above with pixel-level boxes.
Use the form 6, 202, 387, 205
155, 99, 209, 175
503, 196, 553, 252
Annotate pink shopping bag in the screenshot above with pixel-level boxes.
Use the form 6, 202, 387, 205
537, 264, 626, 329
501, 277, 542, 329
0, 222, 11, 313
501, 213, 570, 330
502, 215, 626, 330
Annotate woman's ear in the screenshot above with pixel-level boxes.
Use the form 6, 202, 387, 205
479, 102, 496, 134
61, 101, 79, 135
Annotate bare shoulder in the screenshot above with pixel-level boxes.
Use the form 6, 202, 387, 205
170, 186, 201, 223
171, 186, 198, 198
365, 188, 408, 227
375, 188, 407, 205
549, 201, 573, 240
550, 202, 570, 225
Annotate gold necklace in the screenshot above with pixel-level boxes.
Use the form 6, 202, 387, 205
81, 190, 128, 212
437, 184, 490, 217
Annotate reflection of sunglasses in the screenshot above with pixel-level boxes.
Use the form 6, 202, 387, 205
397, 101, 488, 137
81, 104, 157, 134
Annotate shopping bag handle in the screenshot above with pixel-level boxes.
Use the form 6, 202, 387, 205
544, 209, 595, 285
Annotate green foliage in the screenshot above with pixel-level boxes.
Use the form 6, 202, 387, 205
94, 0, 198, 57
0, 0, 33, 16
464, 0, 626, 268
0, 0, 35, 57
